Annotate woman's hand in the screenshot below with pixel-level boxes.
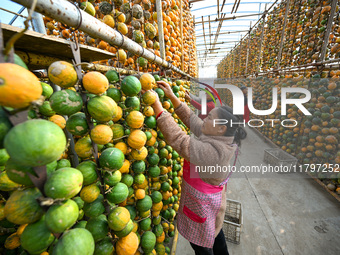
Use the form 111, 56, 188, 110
157, 81, 175, 99
156, 80, 181, 109
141, 89, 163, 116
185, 90, 190, 101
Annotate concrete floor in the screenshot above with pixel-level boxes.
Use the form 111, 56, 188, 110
175, 127, 340, 255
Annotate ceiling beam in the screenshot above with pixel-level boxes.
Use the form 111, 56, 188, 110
197, 47, 233, 52
189, 0, 205, 3
232, 0, 242, 14
220, 0, 226, 13
196, 30, 248, 38
231, 0, 238, 14
198, 57, 225, 60
208, 15, 212, 47
196, 41, 239, 46
210, 13, 226, 51
214, 0, 279, 58
235, 0, 242, 13
202, 16, 207, 53
195, 12, 264, 25
192, 2, 273, 12
197, 50, 230, 54
197, 48, 233, 51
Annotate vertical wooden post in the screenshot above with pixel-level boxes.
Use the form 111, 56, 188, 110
202, 16, 207, 53
208, 15, 211, 47
232, 50, 235, 78
276, 0, 291, 69
156, 0, 165, 59
180, 0, 184, 71
238, 40, 242, 77
257, 5, 267, 74
245, 26, 251, 76
319, 0, 337, 62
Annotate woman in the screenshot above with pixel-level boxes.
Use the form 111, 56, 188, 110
184, 90, 216, 120
150, 81, 243, 255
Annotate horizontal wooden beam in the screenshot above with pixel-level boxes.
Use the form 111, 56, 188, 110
1, 23, 115, 63
15, 50, 141, 75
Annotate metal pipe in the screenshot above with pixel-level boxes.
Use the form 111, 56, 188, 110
156, 0, 165, 60
12, 0, 192, 78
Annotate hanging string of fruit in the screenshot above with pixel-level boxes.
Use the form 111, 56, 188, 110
0, 48, 196, 254
42, 0, 197, 77
216, 0, 340, 194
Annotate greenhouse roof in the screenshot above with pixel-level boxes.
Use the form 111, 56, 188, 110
190, 0, 280, 78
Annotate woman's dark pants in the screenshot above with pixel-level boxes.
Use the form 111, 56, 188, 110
189, 229, 230, 255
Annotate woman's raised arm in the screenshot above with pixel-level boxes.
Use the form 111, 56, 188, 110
157, 81, 203, 136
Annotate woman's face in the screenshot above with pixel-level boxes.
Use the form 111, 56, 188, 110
201, 108, 227, 136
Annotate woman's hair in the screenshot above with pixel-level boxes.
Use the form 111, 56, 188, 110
206, 92, 216, 102
217, 106, 246, 146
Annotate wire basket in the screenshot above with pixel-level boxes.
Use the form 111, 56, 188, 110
223, 199, 242, 244
264, 148, 298, 173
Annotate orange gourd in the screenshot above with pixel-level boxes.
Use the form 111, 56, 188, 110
83, 71, 109, 95
0, 63, 42, 108
48, 61, 78, 88
90, 124, 113, 145
127, 130, 147, 149
116, 232, 139, 255
126, 111, 144, 129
